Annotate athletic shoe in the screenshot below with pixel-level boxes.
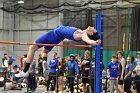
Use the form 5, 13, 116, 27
15, 71, 29, 77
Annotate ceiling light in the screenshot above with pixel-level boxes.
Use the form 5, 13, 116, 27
18, 0, 24, 4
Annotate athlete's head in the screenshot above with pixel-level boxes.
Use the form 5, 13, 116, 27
86, 26, 100, 40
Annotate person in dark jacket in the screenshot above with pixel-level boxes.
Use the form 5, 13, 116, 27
67, 54, 79, 93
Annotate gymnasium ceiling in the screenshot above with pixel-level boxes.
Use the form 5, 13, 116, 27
0, 0, 140, 7
0, 0, 140, 14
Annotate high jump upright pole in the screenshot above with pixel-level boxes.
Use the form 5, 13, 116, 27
95, 14, 103, 93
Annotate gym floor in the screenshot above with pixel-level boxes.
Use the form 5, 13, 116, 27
0, 87, 108, 93
0, 87, 48, 93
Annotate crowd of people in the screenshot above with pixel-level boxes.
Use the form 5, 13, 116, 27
39, 50, 96, 93
107, 51, 140, 93
0, 50, 96, 93
1, 50, 140, 93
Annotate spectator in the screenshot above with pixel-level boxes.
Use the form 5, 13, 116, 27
124, 56, 133, 93
19, 54, 27, 70
8, 55, 16, 71
116, 51, 125, 93
77, 57, 82, 75
19, 56, 23, 70
133, 51, 140, 93
67, 54, 79, 93
2, 53, 10, 80
107, 55, 119, 93
2, 53, 8, 68
57, 57, 66, 93
81, 50, 91, 93
46, 52, 58, 92
89, 55, 95, 93
29, 57, 36, 73
42, 56, 48, 78
38, 54, 43, 76
65, 56, 70, 62
75, 54, 79, 62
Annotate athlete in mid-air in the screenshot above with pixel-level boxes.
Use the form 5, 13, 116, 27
15, 25, 101, 77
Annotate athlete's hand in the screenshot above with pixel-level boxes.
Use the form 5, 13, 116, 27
95, 40, 101, 45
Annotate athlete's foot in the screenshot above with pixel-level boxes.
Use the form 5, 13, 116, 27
15, 71, 29, 77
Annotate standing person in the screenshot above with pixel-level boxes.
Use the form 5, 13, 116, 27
15, 25, 101, 77
19, 54, 27, 70
57, 57, 66, 93
75, 54, 79, 62
42, 56, 48, 79
29, 57, 36, 73
19, 56, 24, 70
107, 55, 119, 93
38, 54, 43, 76
116, 51, 125, 93
46, 52, 58, 93
124, 56, 133, 93
89, 55, 95, 93
133, 51, 140, 93
8, 55, 16, 71
67, 54, 79, 93
81, 50, 91, 93
2, 53, 8, 68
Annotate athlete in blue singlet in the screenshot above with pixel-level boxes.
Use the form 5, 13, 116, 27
15, 25, 101, 78
35, 25, 80, 51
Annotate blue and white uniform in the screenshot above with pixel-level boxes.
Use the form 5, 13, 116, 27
107, 62, 119, 78
35, 25, 80, 51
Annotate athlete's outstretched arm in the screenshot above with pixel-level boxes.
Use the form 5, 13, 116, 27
81, 32, 101, 45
